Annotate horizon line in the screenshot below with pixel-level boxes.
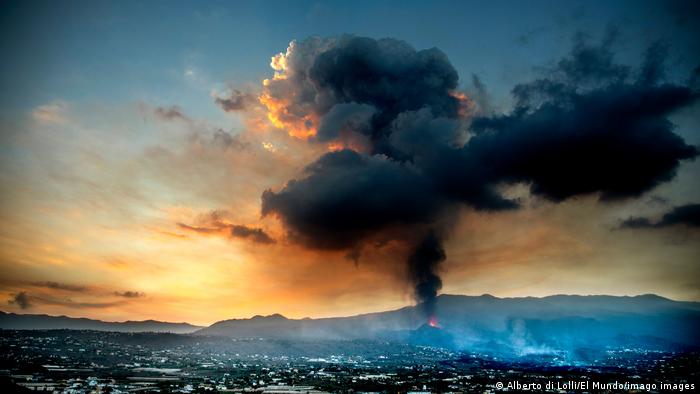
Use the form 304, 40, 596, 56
3, 292, 697, 327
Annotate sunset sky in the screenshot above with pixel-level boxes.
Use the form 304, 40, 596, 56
1, 0, 699, 326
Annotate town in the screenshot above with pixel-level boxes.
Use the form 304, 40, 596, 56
1, 330, 697, 393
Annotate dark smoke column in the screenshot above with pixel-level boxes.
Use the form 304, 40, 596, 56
407, 231, 446, 318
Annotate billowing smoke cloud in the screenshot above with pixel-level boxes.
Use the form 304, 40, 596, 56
259, 35, 469, 143
262, 150, 441, 249
465, 37, 697, 202
621, 203, 700, 229
259, 35, 698, 318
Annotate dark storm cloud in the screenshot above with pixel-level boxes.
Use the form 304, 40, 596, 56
215, 90, 257, 112
114, 291, 145, 298
154, 105, 187, 121
261, 35, 698, 316
621, 203, 700, 229
8, 292, 32, 309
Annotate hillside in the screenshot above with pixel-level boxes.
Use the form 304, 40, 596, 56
195, 294, 700, 353
0, 311, 202, 333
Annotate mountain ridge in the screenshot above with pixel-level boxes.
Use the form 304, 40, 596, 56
3, 294, 699, 346
0, 311, 203, 333
202, 293, 700, 324
194, 293, 700, 354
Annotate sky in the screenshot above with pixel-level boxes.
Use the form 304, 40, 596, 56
0, 0, 699, 326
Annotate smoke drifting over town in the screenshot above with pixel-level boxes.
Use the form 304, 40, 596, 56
257, 35, 698, 317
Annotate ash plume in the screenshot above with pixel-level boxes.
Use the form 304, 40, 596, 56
407, 231, 446, 317
260, 35, 698, 316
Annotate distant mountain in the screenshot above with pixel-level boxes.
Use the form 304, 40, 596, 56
0, 311, 202, 333
195, 294, 700, 355
3, 294, 699, 358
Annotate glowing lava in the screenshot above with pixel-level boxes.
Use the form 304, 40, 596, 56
428, 317, 441, 328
